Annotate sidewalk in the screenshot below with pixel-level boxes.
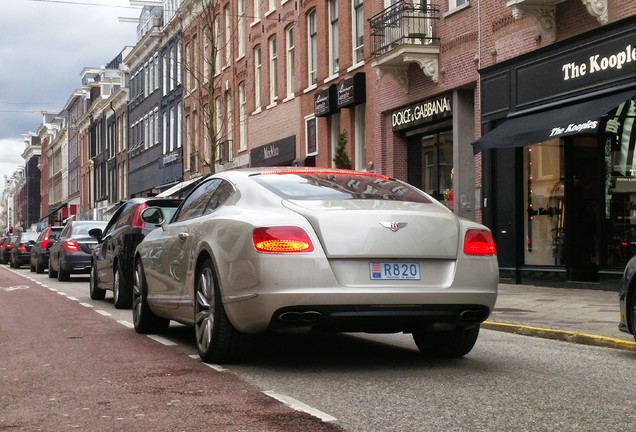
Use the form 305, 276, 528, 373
484, 283, 636, 350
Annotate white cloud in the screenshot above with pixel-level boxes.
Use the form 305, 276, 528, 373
0, 0, 139, 185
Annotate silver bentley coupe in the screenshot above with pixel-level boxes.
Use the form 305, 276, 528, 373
133, 167, 498, 363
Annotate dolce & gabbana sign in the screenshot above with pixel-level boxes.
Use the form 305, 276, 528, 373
391, 94, 452, 131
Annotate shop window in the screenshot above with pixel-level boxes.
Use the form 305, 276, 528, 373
523, 140, 565, 266
604, 98, 636, 268
420, 131, 453, 209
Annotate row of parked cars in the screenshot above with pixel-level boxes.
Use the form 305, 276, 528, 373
1, 168, 506, 364
0, 220, 108, 277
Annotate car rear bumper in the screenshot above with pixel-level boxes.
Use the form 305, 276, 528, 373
60, 255, 92, 274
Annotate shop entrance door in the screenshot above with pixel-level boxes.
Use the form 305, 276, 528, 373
567, 137, 601, 281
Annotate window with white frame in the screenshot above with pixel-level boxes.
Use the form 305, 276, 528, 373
170, 106, 176, 152
185, 42, 192, 91
184, 114, 190, 170
329, 0, 339, 76
203, 29, 210, 82
285, 26, 295, 97
149, 111, 154, 146
215, 96, 223, 160
148, 61, 154, 94
226, 91, 233, 160
193, 110, 199, 169
449, 0, 468, 10
354, 103, 366, 170
192, 35, 198, 89
237, 0, 245, 58
215, 96, 223, 147
170, 46, 176, 92
154, 109, 159, 145
254, 45, 261, 109
154, 54, 160, 91
144, 115, 149, 150
305, 116, 317, 155
269, 36, 278, 104
253, 0, 260, 22
268, 0, 275, 12
352, 0, 364, 64
224, 5, 231, 66
203, 103, 211, 163
144, 62, 150, 96
307, 10, 317, 86
162, 53, 168, 96
239, 82, 247, 150
163, 111, 169, 154
214, 16, 221, 74
176, 103, 182, 148
176, 43, 182, 86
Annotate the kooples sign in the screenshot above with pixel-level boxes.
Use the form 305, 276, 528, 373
562, 44, 636, 81
549, 120, 598, 137
392, 94, 452, 131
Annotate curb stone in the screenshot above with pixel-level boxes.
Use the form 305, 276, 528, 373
483, 321, 636, 351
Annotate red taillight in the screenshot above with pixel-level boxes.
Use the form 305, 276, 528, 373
17, 244, 28, 253
463, 229, 497, 256
41, 235, 50, 249
132, 203, 148, 229
64, 240, 80, 252
252, 226, 315, 253
6, 244, 13, 251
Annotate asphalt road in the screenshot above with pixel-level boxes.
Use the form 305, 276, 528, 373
0, 266, 343, 432
3, 266, 636, 431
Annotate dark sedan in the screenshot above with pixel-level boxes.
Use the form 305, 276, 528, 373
48, 220, 108, 281
30, 226, 63, 273
1, 235, 18, 265
89, 197, 181, 309
10, 231, 39, 269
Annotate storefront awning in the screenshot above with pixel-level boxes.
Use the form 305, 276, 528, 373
156, 175, 206, 198
473, 89, 636, 154
41, 202, 67, 221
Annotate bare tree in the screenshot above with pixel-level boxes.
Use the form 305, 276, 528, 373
179, 0, 238, 176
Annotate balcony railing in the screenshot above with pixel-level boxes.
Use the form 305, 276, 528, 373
369, 1, 440, 57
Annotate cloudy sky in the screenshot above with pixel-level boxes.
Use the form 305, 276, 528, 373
0, 0, 140, 189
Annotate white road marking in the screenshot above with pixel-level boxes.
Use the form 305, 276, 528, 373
67, 296, 79, 301
146, 335, 177, 346
79, 302, 93, 308
1, 286, 30, 291
95, 310, 112, 317
56, 291, 68, 297
117, 320, 134, 329
264, 391, 337, 422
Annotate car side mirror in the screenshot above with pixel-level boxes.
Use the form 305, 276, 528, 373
141, 207, 165, 227
88, 228, 103, 240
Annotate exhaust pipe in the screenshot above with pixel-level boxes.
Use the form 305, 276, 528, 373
278, 311, 322, 323
459, 309, 489, 322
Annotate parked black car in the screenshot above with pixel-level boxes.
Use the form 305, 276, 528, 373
89, 197, 182, 308
48, 220, 108, 281
10, 231, 39, 269
1, 235, 18, 265
30, 226, 64, 273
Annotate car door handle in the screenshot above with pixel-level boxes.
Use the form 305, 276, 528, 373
178, 233, 189, 241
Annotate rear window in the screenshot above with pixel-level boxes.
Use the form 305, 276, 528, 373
20, 232, 39, 242
251, 171, 432, 203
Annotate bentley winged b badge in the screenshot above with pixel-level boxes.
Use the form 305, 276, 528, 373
380, 221, 408, 232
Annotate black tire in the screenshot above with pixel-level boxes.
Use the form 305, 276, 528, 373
29, 258, 35, 272
113, 264, 132, 309
629, 288, 636, 343
48, 259, 57, 278
89, 264, 106, 300
195, 259, 251, 364
413, 325, 480, 358
57, 265, 70, 282
35, 257, 44, 274
132, 259, 169, 334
